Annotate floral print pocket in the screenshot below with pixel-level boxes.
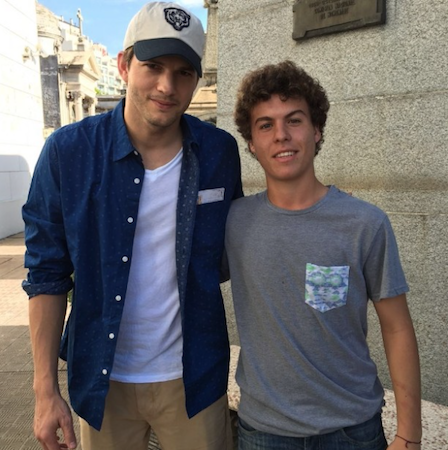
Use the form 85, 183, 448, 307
305, 263, 350, 313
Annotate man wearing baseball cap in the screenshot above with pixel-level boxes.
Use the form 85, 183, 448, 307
23, 2, 242, 449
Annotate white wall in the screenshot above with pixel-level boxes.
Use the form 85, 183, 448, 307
0, 0, 44, 238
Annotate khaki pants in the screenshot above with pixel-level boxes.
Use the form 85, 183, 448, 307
80, 378, 232, 450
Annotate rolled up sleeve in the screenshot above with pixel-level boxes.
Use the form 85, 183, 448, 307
22, 135, 74, 298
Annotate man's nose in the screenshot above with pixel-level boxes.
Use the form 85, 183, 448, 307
157, 71, 175, 95
274, 123, 290, 142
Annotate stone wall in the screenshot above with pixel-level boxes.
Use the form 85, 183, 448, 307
217, 0, 448, 406
0, 0, 44, 238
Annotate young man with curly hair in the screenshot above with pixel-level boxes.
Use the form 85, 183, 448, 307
225, 60, 421, 450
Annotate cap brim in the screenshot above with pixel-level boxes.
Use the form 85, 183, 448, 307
134, 38, 202, 77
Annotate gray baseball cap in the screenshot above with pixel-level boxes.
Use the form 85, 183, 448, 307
123, 2, 205, 76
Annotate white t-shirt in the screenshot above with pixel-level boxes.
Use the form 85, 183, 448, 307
111, 149, 183, 383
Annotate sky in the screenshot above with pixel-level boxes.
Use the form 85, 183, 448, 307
38, 0, 208, 57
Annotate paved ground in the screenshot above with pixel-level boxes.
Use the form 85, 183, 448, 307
0, 232, 55, 449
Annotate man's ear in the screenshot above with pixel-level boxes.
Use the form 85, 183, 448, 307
248, 141, 256, 155
117, 51, 129, 83
248, 141, 258, 160
314, 127, 322, 144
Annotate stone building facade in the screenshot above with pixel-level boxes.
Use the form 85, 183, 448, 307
185, 0, 219, 123
217, 0, 448, 406
36, 3, 100, 136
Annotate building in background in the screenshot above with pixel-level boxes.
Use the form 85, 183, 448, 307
36, 3, 100, 136
186, 85, 217, 124
93, 43, 126, 96
93, 43, 126, 115
186, 0, 218, 123
0, 0, 43, 238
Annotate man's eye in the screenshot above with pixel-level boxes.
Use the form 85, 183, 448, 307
289, 118, 301, 125
259, 123, 272, 130
145, 63, 161, 70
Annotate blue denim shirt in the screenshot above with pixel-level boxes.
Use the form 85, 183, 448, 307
22, 100, 243, 430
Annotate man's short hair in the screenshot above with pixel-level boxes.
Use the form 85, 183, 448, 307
122, 47, 135, 67
234, 60, 330, 155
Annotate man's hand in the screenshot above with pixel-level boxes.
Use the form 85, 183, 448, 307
29, 294, 74, 449
33, 392, 77, 449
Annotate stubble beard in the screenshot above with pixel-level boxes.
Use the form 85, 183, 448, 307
128, 86, 182, 131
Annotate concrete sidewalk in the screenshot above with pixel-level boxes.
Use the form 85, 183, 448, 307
0, 232, 75, 449
0, 232, 60, 449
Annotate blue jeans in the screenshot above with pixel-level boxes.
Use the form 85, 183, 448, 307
238, 413, 387, 450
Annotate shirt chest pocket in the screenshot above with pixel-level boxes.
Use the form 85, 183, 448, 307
305, 263, 350, 313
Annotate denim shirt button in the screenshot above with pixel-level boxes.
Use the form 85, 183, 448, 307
108, 333, 115, 339
102, 369, 108, 375
134, 178, 141, 184
127, 217, 134, 223
115, 295, 122, 301
122, 256, 129, 263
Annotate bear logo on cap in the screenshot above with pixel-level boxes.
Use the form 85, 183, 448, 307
164, 7, 191, 31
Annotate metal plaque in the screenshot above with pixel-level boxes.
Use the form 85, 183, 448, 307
293, 0, 386, 40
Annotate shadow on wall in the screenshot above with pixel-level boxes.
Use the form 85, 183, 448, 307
0, 155, 32, 240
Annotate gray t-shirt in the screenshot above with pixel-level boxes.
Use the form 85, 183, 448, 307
225, 186, 408, 437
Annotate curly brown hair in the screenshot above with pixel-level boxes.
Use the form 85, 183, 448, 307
234, 60, 330, 155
